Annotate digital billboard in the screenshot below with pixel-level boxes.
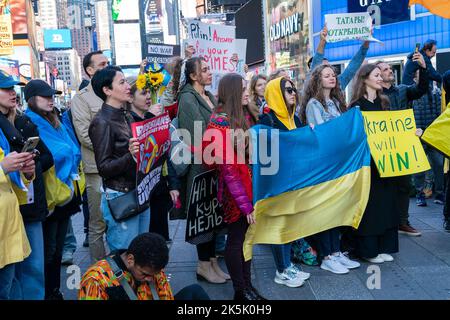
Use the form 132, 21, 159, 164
43, 29, 72, 50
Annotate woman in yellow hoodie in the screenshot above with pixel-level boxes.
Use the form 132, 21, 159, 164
0, 136, 34, 299
258, 77, 311, 288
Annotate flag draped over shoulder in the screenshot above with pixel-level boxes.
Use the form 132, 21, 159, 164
409, 0, 450, 19
422, 105, 450, 158
243, 108, 371, 261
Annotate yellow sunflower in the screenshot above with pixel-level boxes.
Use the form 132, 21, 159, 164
136, 74, 147, 91
149, 72, 164, 87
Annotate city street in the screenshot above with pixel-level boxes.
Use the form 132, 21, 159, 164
62, 199, 450, 300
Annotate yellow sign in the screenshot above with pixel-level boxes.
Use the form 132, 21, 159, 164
0, 2, 14, 56
362, 109, 430, 177
422, 106, 450, 158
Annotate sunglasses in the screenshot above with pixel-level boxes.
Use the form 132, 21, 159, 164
285, 87, 297, 95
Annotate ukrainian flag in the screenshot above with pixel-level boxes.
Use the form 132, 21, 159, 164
422, 103, 450, 158
244, 108, 371, 261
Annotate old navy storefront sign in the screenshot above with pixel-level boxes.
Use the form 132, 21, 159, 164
347, 0, 410, 25
270, 12, 304, 42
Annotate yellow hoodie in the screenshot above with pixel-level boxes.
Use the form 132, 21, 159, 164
264, 77, 297, 130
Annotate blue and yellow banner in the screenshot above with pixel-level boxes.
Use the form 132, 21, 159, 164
244, 108, 371, 261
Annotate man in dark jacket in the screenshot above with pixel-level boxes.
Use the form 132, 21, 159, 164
375, 54, 429, 237
402, 40, 444, 207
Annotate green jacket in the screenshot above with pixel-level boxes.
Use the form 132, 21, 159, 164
176, 83, 217, 219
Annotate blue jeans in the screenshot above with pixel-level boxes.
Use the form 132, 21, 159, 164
215, 234, 227, 252
63, 218, 77, 255
0, 263, 15, 300
11, 221, 45, 300
271, 243, 292, 273
101, 190, 151, 251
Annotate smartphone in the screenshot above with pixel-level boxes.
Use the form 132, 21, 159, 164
415, 43, 420, 53
21, 137, 40, 153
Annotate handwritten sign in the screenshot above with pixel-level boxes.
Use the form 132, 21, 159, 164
185, 170, 224, 245
362, 110, 430, 177
325, 12, 380, 43
186, 20, 247, 94
131, 113, 171, 206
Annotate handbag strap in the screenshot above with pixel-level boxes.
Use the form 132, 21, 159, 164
106, 257, 138, 300
148, 280, 160, 300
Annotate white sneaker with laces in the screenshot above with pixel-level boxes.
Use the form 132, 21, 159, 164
333, 252, 360, 269
288, 264, 311, 281
320, 256, 349, 274
364, 255, 384, 264
274, 269, 305, 288
379, 253, 394, 262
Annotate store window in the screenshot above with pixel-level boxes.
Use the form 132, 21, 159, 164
266, 0, 310, 90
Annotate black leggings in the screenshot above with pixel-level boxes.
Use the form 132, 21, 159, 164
43, 216, 70, 297
196, 235, 217, 261
224, 216, 251, 292
444, 173, 449, 220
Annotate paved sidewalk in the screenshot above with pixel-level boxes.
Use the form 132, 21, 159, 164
62, 199, 450, 300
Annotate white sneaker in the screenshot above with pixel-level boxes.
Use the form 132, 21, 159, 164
320, 256, 349, 274
333, 252, 360, 269
364, 255, 384, 264
274, 269, 305, 288
379, 253, 394, 262
288, 264, 311, 281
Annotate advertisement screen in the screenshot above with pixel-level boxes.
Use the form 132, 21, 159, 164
0, 57, 20, 81
44, 29, 72, 49
112, 0, 140, 21
114, 23, 142, 66
266, 0, 310, 89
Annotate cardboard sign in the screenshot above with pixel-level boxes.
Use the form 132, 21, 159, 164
362, 110, 430, 177
185, 170, 224, 245
185, 20, 247, 94
325, 12, 380, 43
131, 113, 171, 206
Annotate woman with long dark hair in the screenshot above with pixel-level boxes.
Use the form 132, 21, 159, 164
300, 64, 361, 275
24, 80, 84, 299
348, 64, 399, 263
203, 73, 264, 300
177, 57, 229, 284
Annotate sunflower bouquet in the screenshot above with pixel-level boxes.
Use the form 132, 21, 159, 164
136, 71, 165, 104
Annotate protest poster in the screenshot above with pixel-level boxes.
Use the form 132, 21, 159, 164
131, 113, 171, 207
185, 169, 225, 245
185, 19, 247, 93
146, 43, 180, 65
362, 109, 430, 178
422, 107, 450, 158
325, 12, 380, 43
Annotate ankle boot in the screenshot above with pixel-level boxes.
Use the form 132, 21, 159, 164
196, 261, 226, 284
210, 257, 230, 280
234, 289, 257, 301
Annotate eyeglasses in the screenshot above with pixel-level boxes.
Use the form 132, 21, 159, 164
285, 87, 297, 95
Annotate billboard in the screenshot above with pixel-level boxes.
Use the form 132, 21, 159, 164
0, 1, 14, 55
347, 0, 410, 26
44, 29, 72, 50
114, 23, 142, 66
112, 0, 140, 21
0, 57, 19, 80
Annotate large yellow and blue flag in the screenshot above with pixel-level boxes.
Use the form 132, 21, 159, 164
244, 108, 371, 261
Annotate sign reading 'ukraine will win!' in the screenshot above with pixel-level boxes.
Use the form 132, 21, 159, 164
362, 110, 430, 178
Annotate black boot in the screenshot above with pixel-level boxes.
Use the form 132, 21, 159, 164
248, 286, 267, 300
233, 289, 257, 301
45, 288, 64, 300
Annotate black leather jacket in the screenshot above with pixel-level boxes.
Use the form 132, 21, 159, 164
89, 104, 136, 193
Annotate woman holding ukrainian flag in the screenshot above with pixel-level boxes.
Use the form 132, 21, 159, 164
24, 80, 85, 300
258, 76, 311, 288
